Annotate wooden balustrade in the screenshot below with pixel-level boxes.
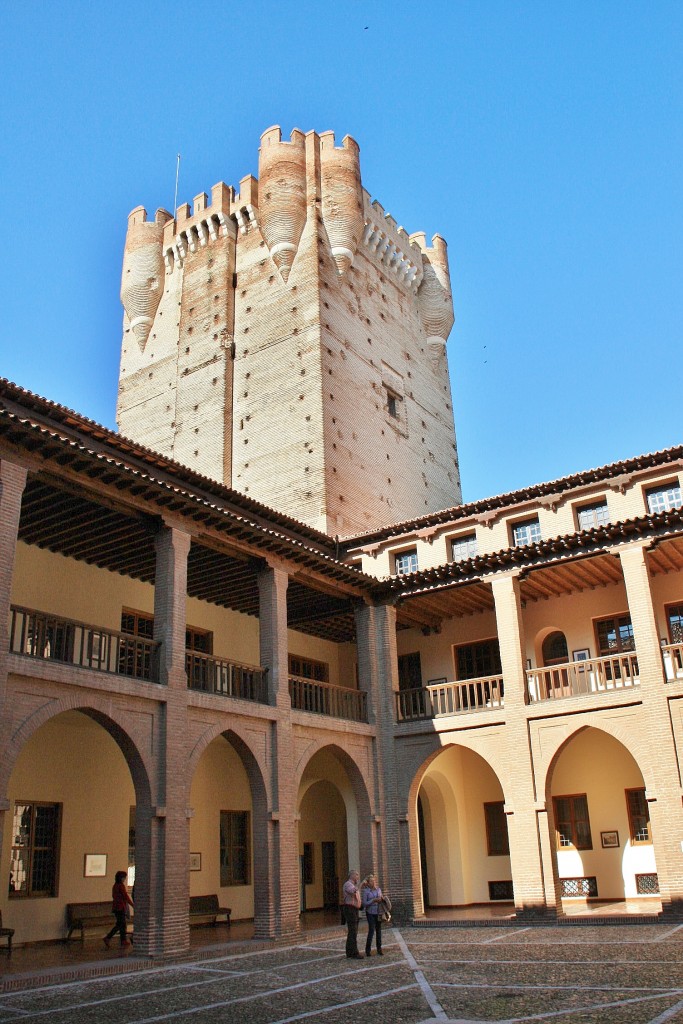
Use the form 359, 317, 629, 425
289, 675, 368, 722
186, 651, 268, 703
662, 643, 683, 682
396, 675, 504, 722
526, 653, 639, 702
9, 605, 159, 682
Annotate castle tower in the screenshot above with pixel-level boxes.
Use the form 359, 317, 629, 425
117, 127, 462, 536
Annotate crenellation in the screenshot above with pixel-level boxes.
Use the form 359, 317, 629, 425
362, 193, 424, 291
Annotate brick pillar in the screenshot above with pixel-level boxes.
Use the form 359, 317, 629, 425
0, 460, 27, 886
617, 542, 683, 916
135, 524, 191, 957
257, 563, 300, 937
355, 602, 410, 919
491, 571, 560, 920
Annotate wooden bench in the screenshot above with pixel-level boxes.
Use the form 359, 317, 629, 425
0, 910, 14, 953
189, 894, 231, 927
66, 901, 114, 940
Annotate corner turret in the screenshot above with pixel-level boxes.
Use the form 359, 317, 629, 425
319, 132, 364, 275
258, 126, 307, 282
120, 207, 172, 349
413, 233, 455, 363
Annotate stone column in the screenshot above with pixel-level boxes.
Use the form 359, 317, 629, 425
0, 460, 27, 887
355, 602, 409, 918
256, 562, 300, 938
617, 541, 683, 916
491, 571, 560, 919
135, 524, 191, 957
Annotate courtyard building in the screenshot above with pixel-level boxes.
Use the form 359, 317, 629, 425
1, 127, 682, 958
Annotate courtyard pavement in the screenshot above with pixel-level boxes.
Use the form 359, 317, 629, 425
2, 920, 683, 1023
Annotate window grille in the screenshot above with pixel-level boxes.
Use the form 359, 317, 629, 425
635, 873, 659, 894
488, 880, 514, 901
560, 877, 598, 897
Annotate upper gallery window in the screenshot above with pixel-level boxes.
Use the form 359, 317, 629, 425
288, 655, 329, 682
455, 638, 502, 680
646, 483, 682, 514
576, 501, 610, 531
511, 518, 541, 547
451, 533, 478, 562
394, 549, 418, 575
667, 604, 683, 644
595, 614, 635, 655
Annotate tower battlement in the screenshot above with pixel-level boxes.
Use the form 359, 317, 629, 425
118, 126, 461, 534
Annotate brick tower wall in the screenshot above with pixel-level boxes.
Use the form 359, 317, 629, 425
116, 128, 462, 537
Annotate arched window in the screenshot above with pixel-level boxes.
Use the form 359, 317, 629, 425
542, 631, 568, 666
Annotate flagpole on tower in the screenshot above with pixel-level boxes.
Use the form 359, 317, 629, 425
173, 153, 181, 221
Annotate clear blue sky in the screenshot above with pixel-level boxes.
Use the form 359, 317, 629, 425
1, 1, 681, 503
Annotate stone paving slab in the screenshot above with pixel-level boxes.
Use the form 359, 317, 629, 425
1, 925, 683, 1023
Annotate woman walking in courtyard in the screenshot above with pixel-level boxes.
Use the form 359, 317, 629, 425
104, 870, 134, 948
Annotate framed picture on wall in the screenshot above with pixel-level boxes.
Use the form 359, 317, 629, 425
84, 854, 107, 877
189, 852, 202, 872
427, 678, 447, 686
572, 649, 590, 662
601, 831, 619, 848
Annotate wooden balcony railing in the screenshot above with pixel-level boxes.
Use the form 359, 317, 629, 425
527, 653, 639, 703
289, 676, 368, 723
396, 675, 505, 722
662, 643, 683, 682
186, 652, 268, 704
9, 605, 159, 682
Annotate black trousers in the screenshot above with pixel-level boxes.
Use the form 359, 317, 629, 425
105, 910, 127, 943
343, 905, 360, 956
365, 912, 382, 953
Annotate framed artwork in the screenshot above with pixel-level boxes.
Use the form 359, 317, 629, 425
572, 649, 590, 662
427, 677, 447, 686
84, 853, 107, 877
601, 831, 619, 849
526, 659, 532, 670
189, 852, 202, 872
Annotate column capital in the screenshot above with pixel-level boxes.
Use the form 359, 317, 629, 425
490, 567, 524, 586
609, 538, 653, 559
260, 553, 297, 576
0, 458, 28, 493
